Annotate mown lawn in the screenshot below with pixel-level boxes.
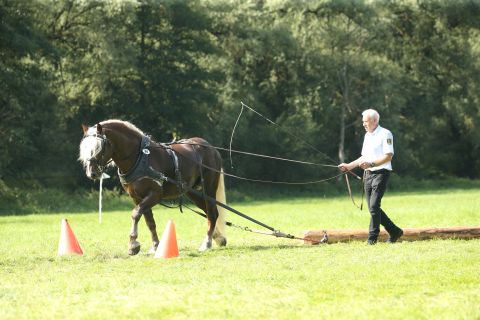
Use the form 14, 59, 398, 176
0, 188, 479, 319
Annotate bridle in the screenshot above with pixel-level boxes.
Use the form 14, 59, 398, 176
85, 133, 112, 175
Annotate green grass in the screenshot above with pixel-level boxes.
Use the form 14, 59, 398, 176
0, 188, 479, 319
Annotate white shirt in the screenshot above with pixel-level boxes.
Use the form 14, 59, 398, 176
361, 125, 394, 171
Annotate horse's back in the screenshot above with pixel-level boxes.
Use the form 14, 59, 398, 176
188, 137, 210, 146
173, 137, 222, 170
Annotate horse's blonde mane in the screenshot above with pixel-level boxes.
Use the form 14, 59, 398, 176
79, 135, 102, 167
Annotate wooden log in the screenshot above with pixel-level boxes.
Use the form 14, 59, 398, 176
302, 226, 480, 244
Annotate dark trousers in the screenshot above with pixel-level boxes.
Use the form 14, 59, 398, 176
364, 170, 399, 240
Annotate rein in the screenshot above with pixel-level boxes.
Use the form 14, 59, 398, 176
345, 171, 365, 210
165, 141, 351, 185
171, 141, 339, 168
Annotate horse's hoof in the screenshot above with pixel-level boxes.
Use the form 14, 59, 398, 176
214, 236, 227, 247
198, 244, 211, 252
128, 241, 141, 256
147, 245, 158, 255
198, 238, 212, 252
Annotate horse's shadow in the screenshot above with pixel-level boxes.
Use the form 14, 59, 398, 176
184, 243, 320, 257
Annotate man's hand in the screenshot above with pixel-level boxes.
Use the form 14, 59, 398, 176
359, 161, 372, 170
338, 163, 352, 172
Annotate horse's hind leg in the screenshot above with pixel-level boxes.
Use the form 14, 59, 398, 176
187, 192, 216, 252
212, 170, 227, 247
143, 209, 159, 255
201, 201, 218, 252
197, 171, 228, 248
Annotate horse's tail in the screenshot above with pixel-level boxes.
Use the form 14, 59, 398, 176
214, 168, 227, 244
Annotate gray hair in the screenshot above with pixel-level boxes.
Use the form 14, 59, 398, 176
362, 109, 380, 123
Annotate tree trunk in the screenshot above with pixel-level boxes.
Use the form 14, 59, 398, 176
138, 2, 147, 110
338, 100, 346, 163
302, 226, 480, 244
338, 62, 349, 164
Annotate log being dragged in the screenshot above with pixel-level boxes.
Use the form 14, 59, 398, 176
303, 226, 480, 245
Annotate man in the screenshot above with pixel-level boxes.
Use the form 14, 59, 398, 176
338, 109, 403, 245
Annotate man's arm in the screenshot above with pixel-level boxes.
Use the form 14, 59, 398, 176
339, 153, 393, 171
359, 153, 393, 169
338, 156, 364, 172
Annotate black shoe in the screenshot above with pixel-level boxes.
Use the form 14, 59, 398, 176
387, 229, 403, 243
367, 239, 377, 245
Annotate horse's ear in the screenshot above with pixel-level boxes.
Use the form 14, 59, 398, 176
82, 124, 89, 135
96, 123, 103, 134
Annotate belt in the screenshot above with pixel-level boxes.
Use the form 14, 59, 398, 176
365, 169, 391, 174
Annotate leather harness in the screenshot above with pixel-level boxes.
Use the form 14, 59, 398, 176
118, 136, 184, 198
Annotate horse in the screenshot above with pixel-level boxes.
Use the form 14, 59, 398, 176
78, 119, 227, 255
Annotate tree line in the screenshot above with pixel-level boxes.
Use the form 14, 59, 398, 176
1, 0, 479, 193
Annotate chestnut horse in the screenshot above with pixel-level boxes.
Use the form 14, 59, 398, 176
79, 120, 227, 255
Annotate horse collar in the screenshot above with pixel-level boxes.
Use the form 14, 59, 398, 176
118, 135, 166, 186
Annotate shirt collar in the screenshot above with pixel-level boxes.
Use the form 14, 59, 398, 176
367, 125, 382, 136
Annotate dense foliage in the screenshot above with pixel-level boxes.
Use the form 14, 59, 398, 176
1, 0, 479, 192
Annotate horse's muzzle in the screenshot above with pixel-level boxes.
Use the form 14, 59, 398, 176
88, 171, 99, 180
86, 165, 101, 180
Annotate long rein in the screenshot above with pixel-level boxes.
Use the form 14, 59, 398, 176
162, 140, 363, 208
162, 140, 354, 185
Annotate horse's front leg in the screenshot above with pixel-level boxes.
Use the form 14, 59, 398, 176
128, 205, 143, 256
128, 192, 159, 256
143, 208, 159, 255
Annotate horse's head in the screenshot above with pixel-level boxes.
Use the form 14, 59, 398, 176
79, 123, 114, 180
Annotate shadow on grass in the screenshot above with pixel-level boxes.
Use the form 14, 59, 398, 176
184, 243, 324, 257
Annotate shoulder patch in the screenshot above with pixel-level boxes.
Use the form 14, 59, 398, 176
387, 138, 392, 145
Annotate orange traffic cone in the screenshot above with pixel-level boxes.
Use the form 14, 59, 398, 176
154, 220, 179, 259
58, 219, 83, 256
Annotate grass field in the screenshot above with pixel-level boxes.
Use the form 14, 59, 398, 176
1, 188, 479, 319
